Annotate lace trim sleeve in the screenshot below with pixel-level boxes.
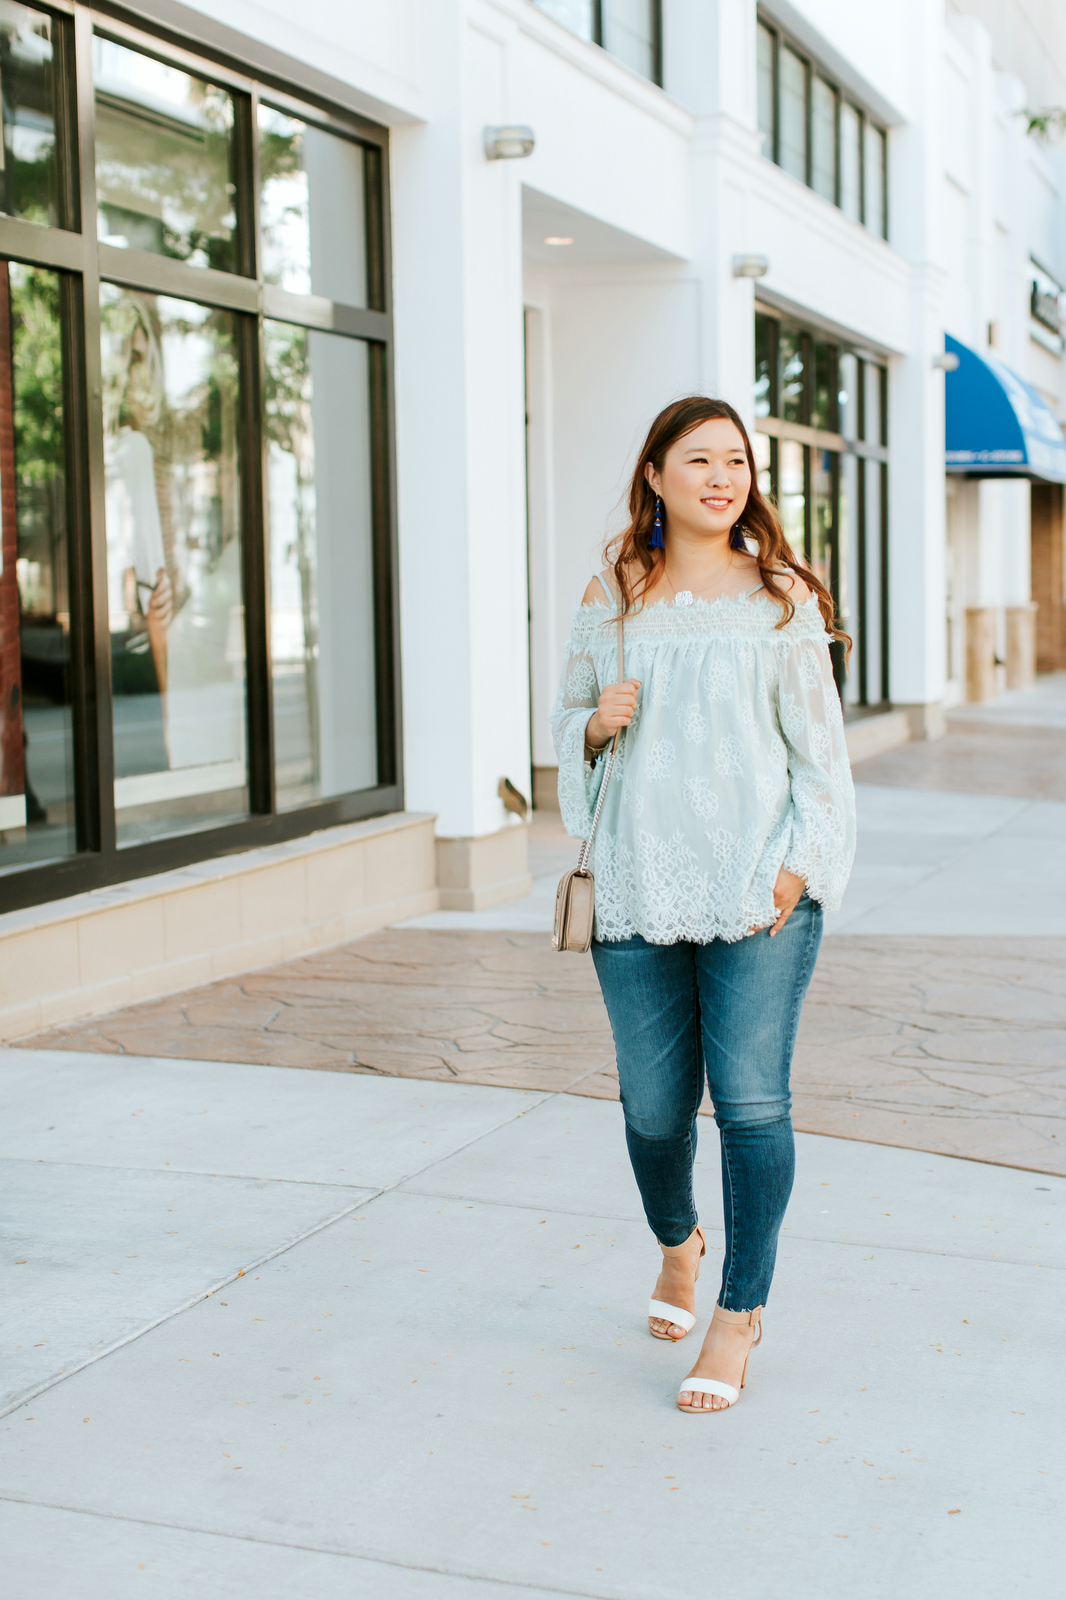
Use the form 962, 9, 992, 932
775, 630, 856, 911
548, 604, 612, 840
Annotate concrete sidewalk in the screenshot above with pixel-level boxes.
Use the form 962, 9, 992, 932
2, 1049, 1062, 1598
4, 689, 1065, 1595
398, 776, 1066, 939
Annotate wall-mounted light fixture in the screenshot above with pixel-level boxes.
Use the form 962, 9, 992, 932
932, 351, 960, 371
732, 254, 769, 279
484, 125, 535, 160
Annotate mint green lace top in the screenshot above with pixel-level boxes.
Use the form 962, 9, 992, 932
548, 588, 856, 945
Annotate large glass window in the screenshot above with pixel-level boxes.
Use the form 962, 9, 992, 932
264, 321, 377, 809
0, 4, 62, 227
777, 438, 805, 565
838, 351, 858, 441
756, 21, 775, 158
839, 102, 862, 223
754, 312, 774, 417
601, 0, 658, 80
780, 328, 805, 424
812, 341, 835, 432
754, 310, 889, 709
0, 262, 75, 871
779, 46, 807, 183
93, 36, 239, 271
258, 106, 367, 306
532, 1, 661, 84
757, 11, 889, 240
811, 448, 834, 595
863, 121, 887, 239
0, 12, 397, 911
533, 0, 594, 39
101, 287, 245, 844
811, 77, 836, 203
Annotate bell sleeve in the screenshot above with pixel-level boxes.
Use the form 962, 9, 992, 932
548, 606, 612, 842
774, 628, 856, 912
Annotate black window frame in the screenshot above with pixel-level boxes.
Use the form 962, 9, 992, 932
756, 9, 889, 240
0, 1, 401, 914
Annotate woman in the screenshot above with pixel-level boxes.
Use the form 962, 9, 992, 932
104, 295, 173, 769
549, 396, 855, 1413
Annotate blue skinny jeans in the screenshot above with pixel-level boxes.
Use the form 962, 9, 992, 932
591, 894, 822, 1312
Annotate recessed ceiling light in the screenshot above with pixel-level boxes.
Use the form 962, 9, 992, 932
544, 235, 573, 246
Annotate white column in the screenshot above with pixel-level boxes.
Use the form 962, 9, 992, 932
888, 265, 949, 724
885, 3, 949, 731
390, 2, 532, 903
665, 0, 761, 412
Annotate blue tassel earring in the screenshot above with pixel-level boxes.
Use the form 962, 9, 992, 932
649, 495, 665, 549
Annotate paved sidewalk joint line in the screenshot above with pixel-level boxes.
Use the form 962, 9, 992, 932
0, 1091, 555, 1421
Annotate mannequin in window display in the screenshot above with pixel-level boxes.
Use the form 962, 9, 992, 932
104, 297, 172, 773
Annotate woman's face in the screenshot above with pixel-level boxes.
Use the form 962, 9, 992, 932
647, 418, 752, 540
125, 320, 163, 430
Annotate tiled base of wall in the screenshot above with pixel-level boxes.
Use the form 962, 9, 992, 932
435, 821, 532, 911
842, 709, 911, 763
0, 813, 439, 1043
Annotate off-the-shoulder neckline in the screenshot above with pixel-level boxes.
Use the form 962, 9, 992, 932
577, 591, 821, 617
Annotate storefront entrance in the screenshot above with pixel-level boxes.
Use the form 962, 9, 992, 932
0, 6, 399, 913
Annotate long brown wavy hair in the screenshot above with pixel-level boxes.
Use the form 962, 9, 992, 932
607, 395, 850, 650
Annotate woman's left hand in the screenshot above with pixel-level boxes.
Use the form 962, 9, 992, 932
768, 867, 806, 936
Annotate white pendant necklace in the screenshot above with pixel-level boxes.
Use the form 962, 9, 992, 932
665, 557, 732, 609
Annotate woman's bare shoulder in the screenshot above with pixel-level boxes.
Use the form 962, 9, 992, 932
581, 569, 622, 606
771, 567, 812, 604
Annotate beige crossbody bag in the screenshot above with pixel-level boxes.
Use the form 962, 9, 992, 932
552, 608, 625, 953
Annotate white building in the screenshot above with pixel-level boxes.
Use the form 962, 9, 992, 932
0, 0, 1064, 1032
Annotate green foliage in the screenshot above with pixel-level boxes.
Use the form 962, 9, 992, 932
10, 266, 64, 485
0, 19, 59, 225
262, 318, 311, 457
258, 126, 303, 186
1024, 107, 1066, 141
94, 81, 238, 271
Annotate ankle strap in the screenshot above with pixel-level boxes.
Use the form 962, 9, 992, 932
712, 1303, 764, 1341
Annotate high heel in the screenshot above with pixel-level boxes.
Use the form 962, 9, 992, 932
676, 1303, 763, 1412
648, 1225, 706, 1341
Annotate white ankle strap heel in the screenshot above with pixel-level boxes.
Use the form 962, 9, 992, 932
648, 1299, 696, 1334
677, 1304, 763, 1413
648, 1225, 706, 1341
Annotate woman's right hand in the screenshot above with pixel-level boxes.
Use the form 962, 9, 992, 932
585, 679, 641, 748
148, 567, 174, 628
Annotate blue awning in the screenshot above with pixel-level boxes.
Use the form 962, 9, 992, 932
944, 333, 1066, 483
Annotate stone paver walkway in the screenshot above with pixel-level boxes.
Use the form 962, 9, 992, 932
19, 678, 1066, 1179
24, 926, 1066, 1177
22, 929, 619, 1099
